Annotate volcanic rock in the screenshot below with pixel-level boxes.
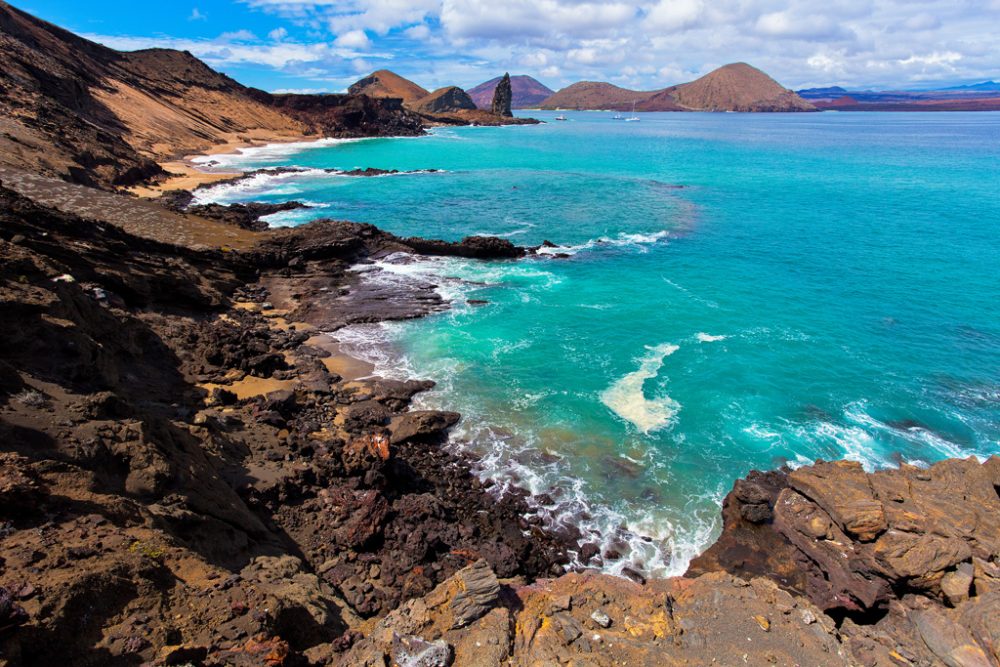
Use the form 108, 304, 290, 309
491, 73, 514, 117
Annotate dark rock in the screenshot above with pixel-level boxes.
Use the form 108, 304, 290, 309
0, 586, 29, 631
491, 73, 514, 117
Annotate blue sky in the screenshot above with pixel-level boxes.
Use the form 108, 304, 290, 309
16, 0, 1000, 93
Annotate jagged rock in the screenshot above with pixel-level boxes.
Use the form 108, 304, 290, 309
449, 559, 501, 628
491, 73, 513, 117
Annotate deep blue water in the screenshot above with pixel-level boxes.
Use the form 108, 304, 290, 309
196, 111, 1000, 575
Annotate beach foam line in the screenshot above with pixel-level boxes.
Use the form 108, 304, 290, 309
600, 343, 681, 434
192, 168, 447, 205
536, 230, 670, 257
191, 137, 367, 167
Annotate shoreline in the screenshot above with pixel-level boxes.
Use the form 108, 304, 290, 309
130, 132, 330, 197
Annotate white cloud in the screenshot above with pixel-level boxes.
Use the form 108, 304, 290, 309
403, 24, 431, 40
103, 0, 1000, 89
335, 29, 371, 49
645, 0, 704, 32
189, 8, 206, 21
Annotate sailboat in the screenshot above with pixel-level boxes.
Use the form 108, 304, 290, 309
625, 100, 640, 122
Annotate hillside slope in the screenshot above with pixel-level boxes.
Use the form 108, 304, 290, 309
468, 75, 554, 109
658, 62, 815, 112
348, 69, 429, 104
0, 2, 423, 189
540, 81, 657, 110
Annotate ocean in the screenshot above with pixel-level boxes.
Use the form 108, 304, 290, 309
194, 111, 1000, 577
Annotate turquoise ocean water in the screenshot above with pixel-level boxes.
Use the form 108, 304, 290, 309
195, 111, 1000, 576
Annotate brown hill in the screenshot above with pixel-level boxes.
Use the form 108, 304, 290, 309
468, 75, 554, 109
411, 86, 477, 114
0, 2, 423, 189
659, 62, 815, 112
540, 64, 815, 112
539, 82, 656, 110
348, 69, 429, 105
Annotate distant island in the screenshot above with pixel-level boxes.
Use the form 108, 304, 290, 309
797, 83, 1000, 111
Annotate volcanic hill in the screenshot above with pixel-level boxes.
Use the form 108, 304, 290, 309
540, 63, 815, 112
467, 75, 555, 109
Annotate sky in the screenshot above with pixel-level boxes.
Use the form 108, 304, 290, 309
15, 0, 1000, 93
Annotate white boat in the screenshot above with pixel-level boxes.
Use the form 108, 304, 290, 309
613, 112, 624, 120
554, 114, 568, 121
625, 100, 640, 122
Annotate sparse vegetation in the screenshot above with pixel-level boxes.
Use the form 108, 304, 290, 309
13, 389, 47, 408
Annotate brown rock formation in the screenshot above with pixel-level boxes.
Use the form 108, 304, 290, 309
490, 73, 514, 117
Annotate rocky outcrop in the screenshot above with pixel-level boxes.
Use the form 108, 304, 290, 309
491, 73, 514, 117
690, 456, 1000, 665
412, 86, 478, 114
341, 561, 850, 666
163, 199, 308, 231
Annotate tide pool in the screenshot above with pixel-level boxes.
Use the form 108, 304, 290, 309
197, 111, 1000, 576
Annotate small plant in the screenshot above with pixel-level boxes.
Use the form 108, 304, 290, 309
128, 540, 166, 561
14, 389, 47, 408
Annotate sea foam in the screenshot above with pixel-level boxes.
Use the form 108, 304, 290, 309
600, 343, 681, 434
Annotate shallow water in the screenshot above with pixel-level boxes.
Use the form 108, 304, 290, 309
198, 111, 1000, 576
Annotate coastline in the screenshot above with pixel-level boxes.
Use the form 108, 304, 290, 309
5, 139, 1000, 667
130, 132, 330, 197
